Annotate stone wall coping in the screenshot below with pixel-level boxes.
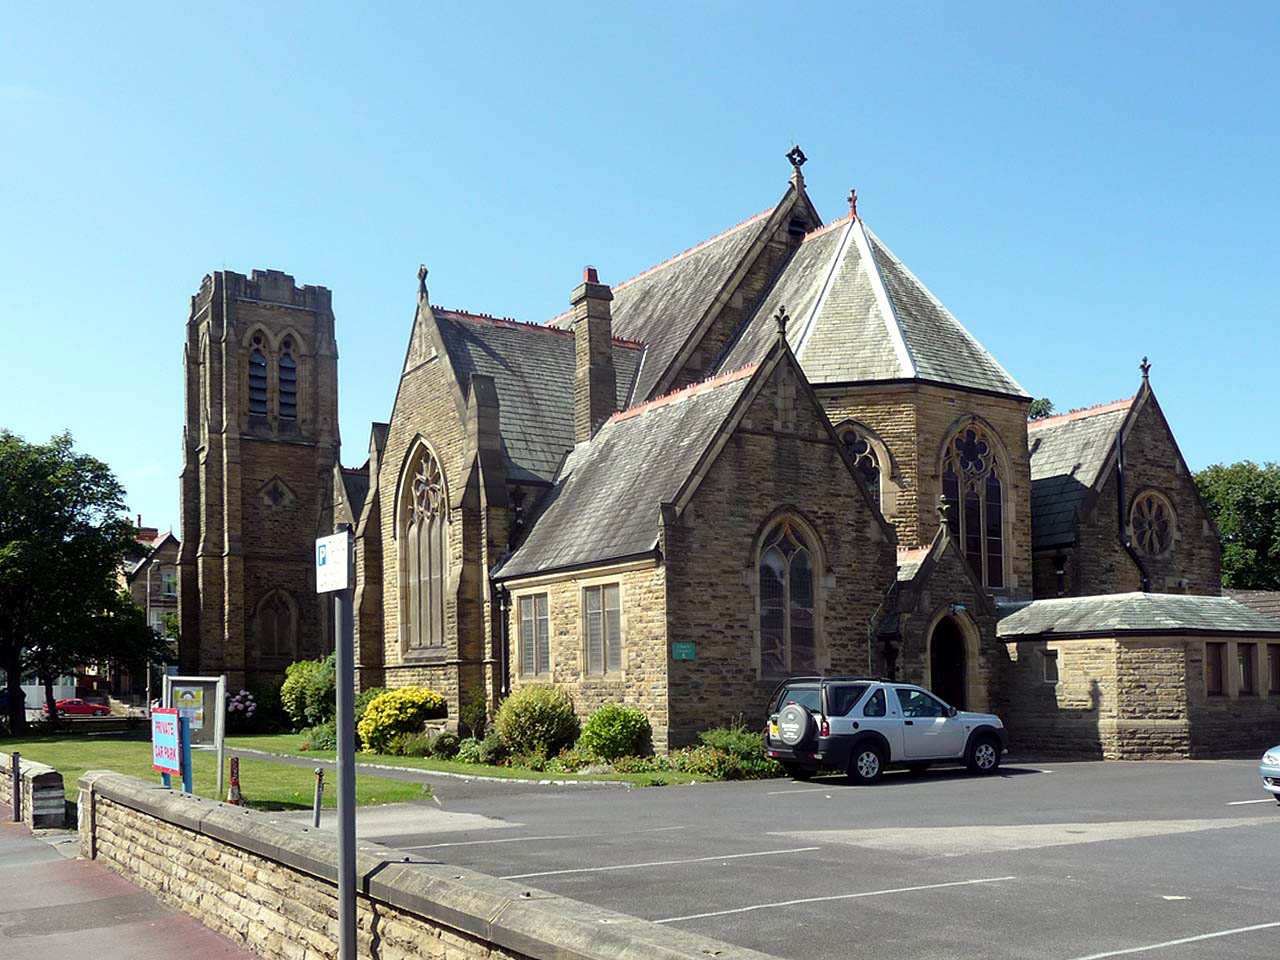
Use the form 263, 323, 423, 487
79, 770, 780, 960
2, 752, 59, 780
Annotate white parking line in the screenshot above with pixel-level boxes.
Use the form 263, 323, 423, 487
764, 787, 833, 796
501, 846, 820, 880
400, 825, 686, 850
1063, 921, 1280, 960
654, 875, 1016, 923
1225, 798, 1274, 805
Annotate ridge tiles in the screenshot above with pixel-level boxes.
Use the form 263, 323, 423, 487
608, 363, 759, 425
434, 306, 645, 349
1029, 397, 1134, 431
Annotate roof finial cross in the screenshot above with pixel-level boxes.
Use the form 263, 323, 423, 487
847, 188, 859, 221
1140, 356, 1151, 382
786, 145, 807, 169
774, 305, 790, 340
417, 264, 428, 300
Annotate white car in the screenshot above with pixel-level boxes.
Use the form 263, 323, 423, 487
765, 676, 1008, 784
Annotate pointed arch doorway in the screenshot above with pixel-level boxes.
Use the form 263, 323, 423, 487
929, 616, 968, 710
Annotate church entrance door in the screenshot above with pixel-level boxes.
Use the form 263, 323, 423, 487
930, 616, 968, 711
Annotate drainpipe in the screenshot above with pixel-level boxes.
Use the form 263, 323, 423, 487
1115, 429, 1151, 593
491, 581, 511, 697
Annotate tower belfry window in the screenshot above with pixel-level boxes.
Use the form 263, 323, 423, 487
248, 337, 268, 416
279, 338, 298, 419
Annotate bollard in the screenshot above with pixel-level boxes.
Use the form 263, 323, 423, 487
313, 767, 324, 828
227, 756, 243, 806
10, 752, 19, 822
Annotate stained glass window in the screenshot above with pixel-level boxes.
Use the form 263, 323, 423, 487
255, 590, 297, 658
941, 425, 1005, 589
400, 445, 448, 649
758, 518, 821, 677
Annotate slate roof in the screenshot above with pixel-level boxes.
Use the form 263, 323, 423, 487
897, 547, 931, 583
717, 217, 1028, 398
996, 592, 1280, 638
1225, 589, 1280, 625
435, 310, 644, 484
552, 209, 775, 405
493, 365, 759, 580
339, 468, 370, 522
1027, 399, 1133, 550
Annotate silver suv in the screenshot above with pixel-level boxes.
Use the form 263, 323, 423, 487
765, 676, 1008, 784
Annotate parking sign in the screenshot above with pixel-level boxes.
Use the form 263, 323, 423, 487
316, 531, 351, 593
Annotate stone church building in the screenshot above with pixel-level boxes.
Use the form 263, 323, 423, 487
179, 152, 1280, 758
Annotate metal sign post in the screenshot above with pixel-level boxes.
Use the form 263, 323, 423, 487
316, 528, 355, 960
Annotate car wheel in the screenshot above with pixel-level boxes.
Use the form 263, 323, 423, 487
848, 744, 884, 785
781, 762, 813, 781
907, 762, 931, 774
966, 735, 1001, 775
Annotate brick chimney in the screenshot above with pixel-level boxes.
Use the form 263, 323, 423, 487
571, 266, 616, 442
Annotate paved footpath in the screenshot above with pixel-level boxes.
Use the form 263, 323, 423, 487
0, 807, 255, 959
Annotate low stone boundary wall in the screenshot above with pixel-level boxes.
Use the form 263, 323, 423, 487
1, 751, 66, 828
78, 771, 780, 960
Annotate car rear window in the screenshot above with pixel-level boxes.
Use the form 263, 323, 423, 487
825, 684, 869, 716
776, 686, 820, 712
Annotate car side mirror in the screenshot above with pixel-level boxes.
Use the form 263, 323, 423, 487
948, 706, 958, 717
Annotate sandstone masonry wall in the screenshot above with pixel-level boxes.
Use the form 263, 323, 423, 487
0, 752, 65, 828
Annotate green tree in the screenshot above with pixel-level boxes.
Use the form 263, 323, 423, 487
0, 431, 149, 732
1195, 461, 1280, 589
1028, 398, 1056, 421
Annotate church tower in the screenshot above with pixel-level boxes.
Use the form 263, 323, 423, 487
178, 269, 339, 689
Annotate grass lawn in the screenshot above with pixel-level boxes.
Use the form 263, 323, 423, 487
3, 731, 427, 810
226, 733, 711, 786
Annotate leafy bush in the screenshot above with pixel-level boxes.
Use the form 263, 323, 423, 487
303, 654, 337, 725
494, 685, 579, 757
696, 720, 782, 778
545, 745, 608, 774
455, 737, 483, 763
354, 686, 387, 727
456, 731, 507, 765
459, 690, 487, 739
610, 754, 670, 774
301, 720, 337, 751
578, 704, 651, 760
356, 686, 447, 753
391, 731, 434, 757
281, 659, 324, 730
430, 731, 461, 759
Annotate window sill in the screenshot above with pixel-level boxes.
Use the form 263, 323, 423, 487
402, 648, 450, 664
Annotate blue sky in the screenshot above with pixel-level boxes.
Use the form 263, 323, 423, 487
2, 2, 1277, 534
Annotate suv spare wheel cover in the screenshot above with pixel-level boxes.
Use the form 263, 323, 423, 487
777, 703, 813, 746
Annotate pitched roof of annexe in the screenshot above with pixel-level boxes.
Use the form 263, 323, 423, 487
434, 308, 645, 484
572, 207, 779, 406
1027, 397, 1135, 550
492, 363, 761, 580
996, 592, 1280, 638
715, 216, 1029, 398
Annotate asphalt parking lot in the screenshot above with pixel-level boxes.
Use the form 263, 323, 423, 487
313, 759, 1279, 960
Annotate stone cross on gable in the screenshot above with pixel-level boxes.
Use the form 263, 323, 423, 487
417, 264, 428, 299
847, 188, 858, 220
1140, 356, 1151, 382
774, 305, 790, 339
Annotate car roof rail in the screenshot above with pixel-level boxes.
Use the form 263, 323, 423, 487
781, 675, 894, 684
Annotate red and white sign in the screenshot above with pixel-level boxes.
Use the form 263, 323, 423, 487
151, 708, 181, 775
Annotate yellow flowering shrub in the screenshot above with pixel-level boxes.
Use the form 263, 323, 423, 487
356, 687, 447, 753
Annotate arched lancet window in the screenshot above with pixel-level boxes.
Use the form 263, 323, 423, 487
248, 335, 268, 416
400, 444, 448, 649
254, 590, 297, 659
279, 337, 298, 420
836, 424, 881, 509
1131, 491, 1174, 556
758, 516, 820, 678
942, 424, 1005, 589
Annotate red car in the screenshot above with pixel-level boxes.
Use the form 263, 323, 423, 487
42, 698, 109, 717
